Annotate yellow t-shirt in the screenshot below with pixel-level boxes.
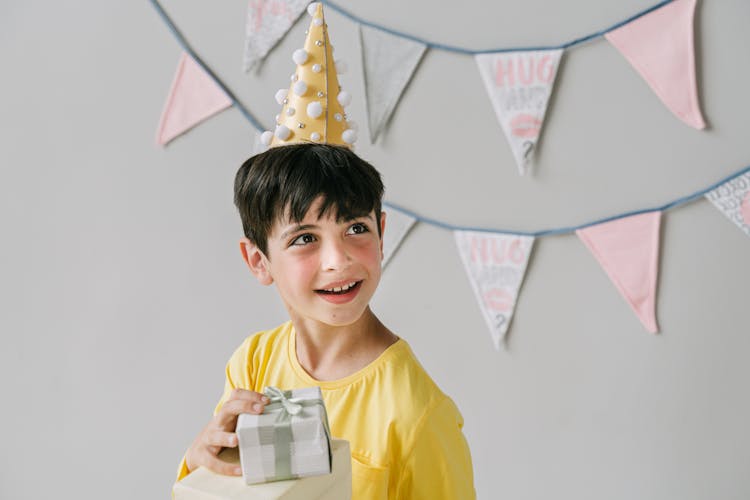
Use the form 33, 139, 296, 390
176, 321, 475, 499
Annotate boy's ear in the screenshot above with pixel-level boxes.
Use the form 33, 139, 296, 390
379, 211, 387, 259
239, 238, 274, 286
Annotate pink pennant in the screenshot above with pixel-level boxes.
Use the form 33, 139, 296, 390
157, 52, 232, 146
605, 0, 705, 129
576, 212, 662, 333
742, 192, 750, 226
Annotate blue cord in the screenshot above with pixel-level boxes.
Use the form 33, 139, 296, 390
149, 0, 266, 132
321, 0, 675, 53
383, 165, 750, 237
150, 0, 676, 131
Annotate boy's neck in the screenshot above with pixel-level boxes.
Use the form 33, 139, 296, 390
290, 307, 398, 382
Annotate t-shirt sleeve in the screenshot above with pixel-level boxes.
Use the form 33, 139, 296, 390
396, 396, 476, 499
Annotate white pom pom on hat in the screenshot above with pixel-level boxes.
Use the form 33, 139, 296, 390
337, 90, 351, 107
293, 80, 308, 96
342, 129, 357, 144
260, 131, 274, 146
274, 89, 288, 105
307, 3, 321, 16
292, 49, 308, 65
307, 101, 323, 119
274, 125, 291, 141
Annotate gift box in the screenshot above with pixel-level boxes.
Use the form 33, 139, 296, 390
172, 438, 351, 500
237, 386, 332, 484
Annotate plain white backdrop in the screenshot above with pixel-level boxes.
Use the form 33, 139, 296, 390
1, 1, 749, 498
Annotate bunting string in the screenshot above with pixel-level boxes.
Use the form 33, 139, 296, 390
383, 164, 750, 237
149, 0, 678, 133
321, 0, 676, 54
149, 0, 265, 131
382, 164, 749, 340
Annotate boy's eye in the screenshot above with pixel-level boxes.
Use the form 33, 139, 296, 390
347, 222, 369, 235
291, 233, 316, 246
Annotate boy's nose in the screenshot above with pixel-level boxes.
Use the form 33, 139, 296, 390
320, 239, 352, 271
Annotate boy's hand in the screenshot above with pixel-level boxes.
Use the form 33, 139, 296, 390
185, 389, 270, 476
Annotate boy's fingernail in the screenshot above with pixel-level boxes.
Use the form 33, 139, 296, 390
234, 467, 242, 475
261, 396, 270, 403
252, 403, 263, 412
229, 435, 237, 446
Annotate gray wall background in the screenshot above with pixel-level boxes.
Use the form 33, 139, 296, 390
1, 1, 748, 498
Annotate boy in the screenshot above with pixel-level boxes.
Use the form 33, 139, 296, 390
176, 4, 474, 498
176, 144, 475, 499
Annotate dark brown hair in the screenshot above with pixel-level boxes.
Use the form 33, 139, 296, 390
234, 143, 384, 255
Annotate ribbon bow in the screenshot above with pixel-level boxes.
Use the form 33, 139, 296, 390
263, 386, 304, 416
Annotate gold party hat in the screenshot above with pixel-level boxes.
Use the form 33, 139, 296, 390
260, 2, 358, 148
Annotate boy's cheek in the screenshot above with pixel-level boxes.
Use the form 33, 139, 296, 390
362, 251, 384, 273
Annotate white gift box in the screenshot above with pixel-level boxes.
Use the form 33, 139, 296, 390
172, 439, 351, 500
237, 386, 332, 484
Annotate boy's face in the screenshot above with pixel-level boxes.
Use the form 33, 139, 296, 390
241, 196, 385, 328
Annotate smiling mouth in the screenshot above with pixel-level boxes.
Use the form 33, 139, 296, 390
315, 281, 362, 295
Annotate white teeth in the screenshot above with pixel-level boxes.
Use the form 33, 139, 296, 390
323, 281, 357, 293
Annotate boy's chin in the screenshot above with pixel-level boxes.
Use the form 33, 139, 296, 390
291, 305, 372, 329
318, 309, 370, 328
284, 292, 376, 328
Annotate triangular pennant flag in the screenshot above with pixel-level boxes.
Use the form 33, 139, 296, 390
157, 52, 232, 146
576, 212, 662, 333
243, 0, 310, 73
704, 172, 750, 238
475, 49, 563, 175
382, 207, 417, 268
360, 25, 427, 143
605, 0, 705, 129
454, 231, 535, 349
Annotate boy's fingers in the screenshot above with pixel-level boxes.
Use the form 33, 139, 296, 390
228, 388, 271, 404
205, 430, 238, 448
201, 453, 243, 477
223, 398, 266, 415
215, 399, 266, 427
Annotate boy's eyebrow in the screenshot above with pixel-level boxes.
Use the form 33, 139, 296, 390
280, 224, 318, 240
343, 213, 376, 224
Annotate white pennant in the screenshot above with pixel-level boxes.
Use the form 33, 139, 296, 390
360, 25, 427, 143
475, 49, 563, 175
454, 231, 535, 349
382, 207, 417, 268
243, 0, 310, 73
705, 172, 750, 238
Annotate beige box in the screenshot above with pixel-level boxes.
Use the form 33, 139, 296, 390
173, 439, 351, 500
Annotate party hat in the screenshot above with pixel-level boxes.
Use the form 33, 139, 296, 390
259, 2, 358, 148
